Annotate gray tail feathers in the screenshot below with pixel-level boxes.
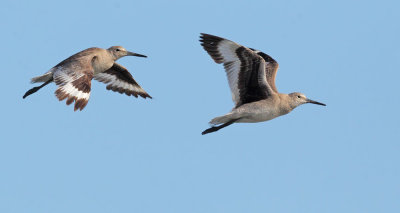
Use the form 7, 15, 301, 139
209, 113, 235, 126
31, 71, 53, 83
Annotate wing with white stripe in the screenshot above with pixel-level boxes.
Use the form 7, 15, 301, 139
200, 33, 273, 107
94, 63, 151, 99
53, 66, 93, 111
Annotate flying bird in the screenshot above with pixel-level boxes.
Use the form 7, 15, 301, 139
199, 33, 326, 135
23, 46, 151, 111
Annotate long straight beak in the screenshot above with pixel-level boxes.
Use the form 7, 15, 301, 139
127, 51, 147, 58
307, 98, 326, 106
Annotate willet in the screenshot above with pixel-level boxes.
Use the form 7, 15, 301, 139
200, 33, 326, 135
23, 46, 151, 111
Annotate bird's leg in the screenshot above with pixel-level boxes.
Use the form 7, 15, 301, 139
23, 79, 53, 99
202, 118, 240, 135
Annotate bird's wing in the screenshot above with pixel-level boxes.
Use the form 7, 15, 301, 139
249, 48, 279, 93
200, 33, 273, 107
94, 63, 151, 99
53, 56, 94, 111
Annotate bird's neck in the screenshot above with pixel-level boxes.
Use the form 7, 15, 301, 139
106, 49, 119, 61
93, 50, 115, 74
278, 93, 296, 114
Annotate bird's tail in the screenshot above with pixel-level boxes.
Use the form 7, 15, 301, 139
202, 118, 240, 135
31, 71, 53, 83
209, 113, 236, 126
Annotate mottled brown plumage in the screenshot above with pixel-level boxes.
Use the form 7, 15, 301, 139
23, 46, 151, 111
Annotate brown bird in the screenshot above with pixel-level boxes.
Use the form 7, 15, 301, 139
23, 46, 151, 111
200, 33, 326, 135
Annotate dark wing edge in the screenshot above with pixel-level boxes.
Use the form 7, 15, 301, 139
199, 33, 226, 64
250, 49, 279, 93
94, 63, 152, 99
200, 33, 274, 107
236, 47, 271, 107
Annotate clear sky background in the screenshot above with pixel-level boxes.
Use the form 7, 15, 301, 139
1, 0, 399, 212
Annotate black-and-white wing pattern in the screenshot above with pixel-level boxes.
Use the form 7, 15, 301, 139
235, 47, 270, 105
200, 33, 274, 107
53, 66, 93, 111
94, 63, 151, 99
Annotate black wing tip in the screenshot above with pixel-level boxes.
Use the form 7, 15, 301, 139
200, 33, 220, 38
199, 33, 225, 64
129, 91, 152, 99
139, 93, 152, 99
105, 85, 152, 99
199, 33, 224, 46
199, 33, 224, 42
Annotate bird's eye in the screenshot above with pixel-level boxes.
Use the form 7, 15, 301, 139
297, 96, 301, 98
116, 49, 120, 52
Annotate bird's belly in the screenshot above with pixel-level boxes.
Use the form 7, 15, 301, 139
93, 63, 112, 75
232, 99, 287, 123
93, 58, 114, 75
237, 111, 278, 123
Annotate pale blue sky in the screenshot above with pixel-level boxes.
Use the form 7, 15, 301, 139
1, 0, 399, 212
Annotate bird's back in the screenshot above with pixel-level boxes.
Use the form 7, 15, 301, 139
53, 47, 103, 70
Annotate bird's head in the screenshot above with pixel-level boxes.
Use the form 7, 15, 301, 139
108, 46, 147, 60
288, 92, 326, 109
